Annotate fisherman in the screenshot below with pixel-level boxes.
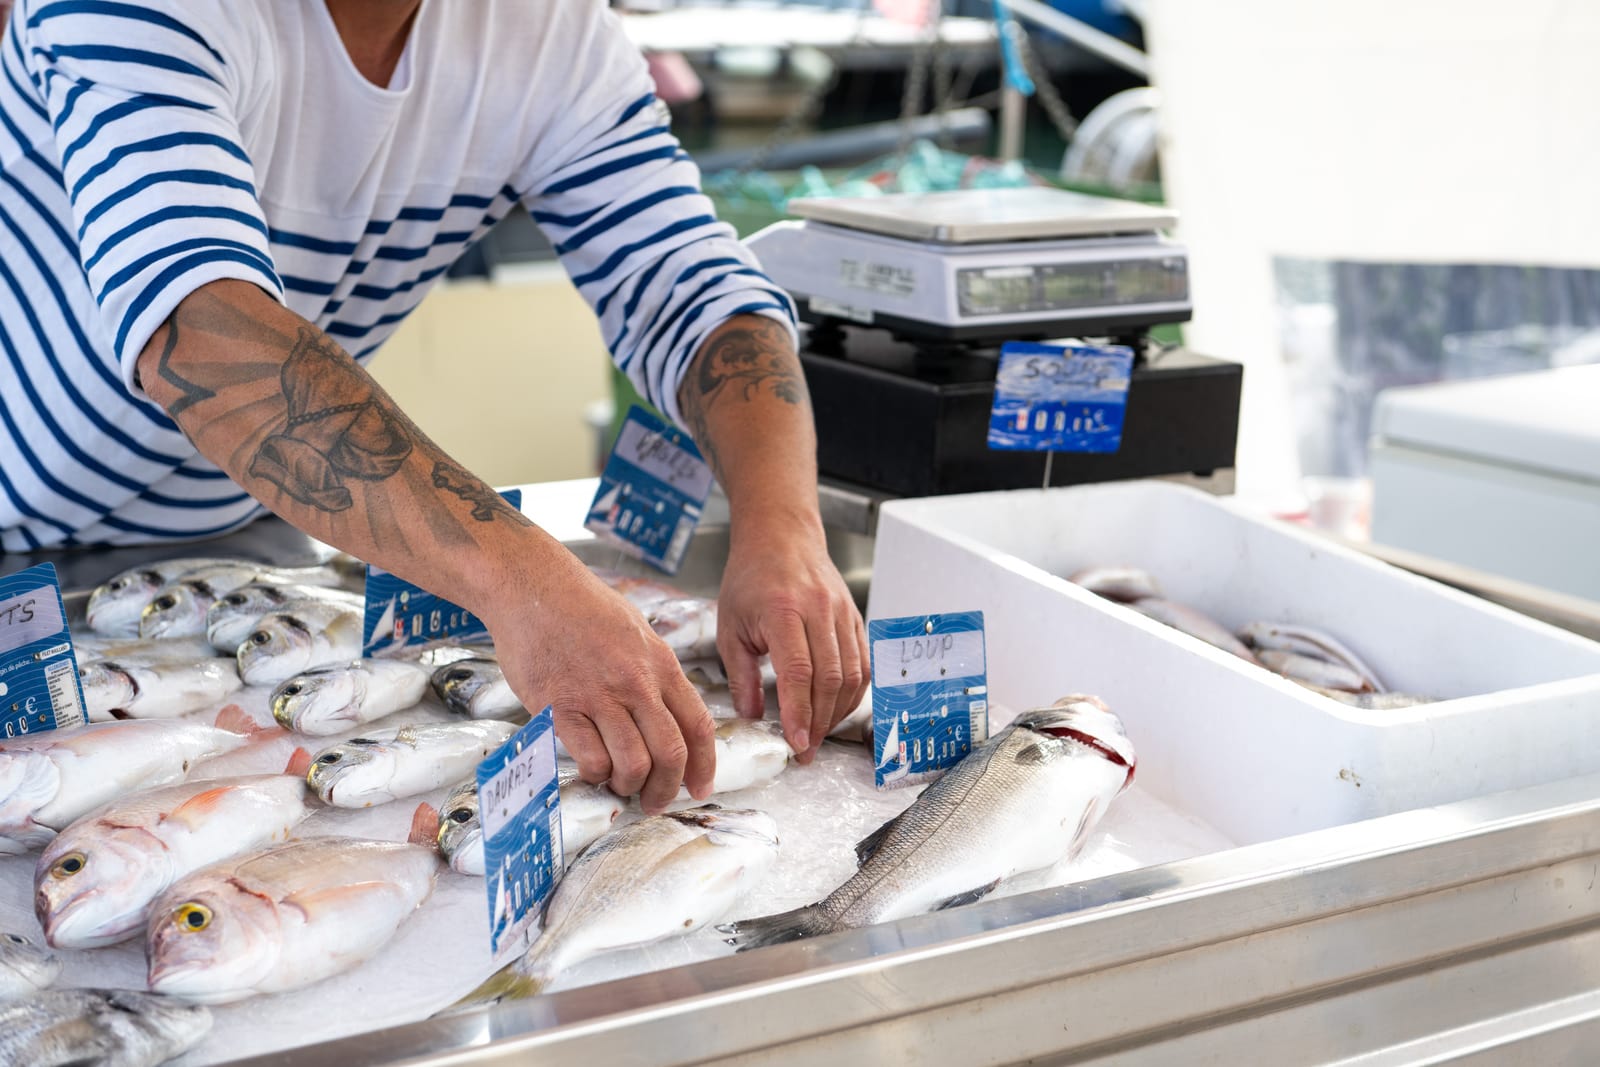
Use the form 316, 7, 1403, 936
0, 1, 869, 812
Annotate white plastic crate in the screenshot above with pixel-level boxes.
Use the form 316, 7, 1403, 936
869, 482, 1600, 845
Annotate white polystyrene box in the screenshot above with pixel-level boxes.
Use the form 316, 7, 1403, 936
868, 482, 1600, 846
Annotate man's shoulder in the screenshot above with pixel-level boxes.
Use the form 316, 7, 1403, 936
21, 0, 267, 62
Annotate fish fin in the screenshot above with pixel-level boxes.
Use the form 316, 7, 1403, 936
1014, 742, 1062, 765
935, 878, 1002, 911
716, 904, 833, 952
168, 786, 234, 825
410, 803, 440, 849
437, 964, 546, 1014
285, 747, 314, 778
852, 816, 901, 868
1067, 798, 1103, 859
215, 704, 280, 741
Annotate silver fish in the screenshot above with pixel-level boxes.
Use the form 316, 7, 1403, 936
1258, 649, 1371, 693
147, 839, 437, 1004
1069, 565, 1163, 604
0, 709, 261, 854
688, 719, 790, 798
722, 696, 1135, 949
237, 601, 364, 687
595, 571, 719, 660
207, 584, 365, 654
35, 771, 313, 950
450, 806, 779, 1007
1238, 622, 1386, 693
305, 720, 520, 808
79, 658, 241, 722
74, 634, 218, 665
84, 557, 248, 637
136, 561, 356, 640
1129, 599, 1260, 663
430, 765, 624, 877
0, 932, 59, 999
0, 989, 211, 1066
1294, 681, 1434, 710
271, 659, 428, 736
429, 657, 524, 721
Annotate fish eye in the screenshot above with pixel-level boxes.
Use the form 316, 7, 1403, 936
51, 852, 87, 879
225, 594, 247, 606
445, 668, 472, 683
282, 684, 301, 697
152, 594, 177, 611
317, 752, 342, 765
4, 933, 27, 945
109, 578, 129, 592
448, 808, 474, 824
349, 738, 380, 746
173, 902, 212, 932
249, 631, 272, 645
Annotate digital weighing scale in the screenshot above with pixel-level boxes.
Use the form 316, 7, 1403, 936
745, 187, 1243, 496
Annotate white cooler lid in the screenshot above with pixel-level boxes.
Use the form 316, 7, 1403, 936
1372, 364, 1600, 484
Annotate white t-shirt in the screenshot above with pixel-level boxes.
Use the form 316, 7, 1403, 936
0, 0, 794, 549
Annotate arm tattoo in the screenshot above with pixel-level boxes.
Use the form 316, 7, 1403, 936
680, 318, 806, 476
154, 319, 214, 418
432, 458, 533, 526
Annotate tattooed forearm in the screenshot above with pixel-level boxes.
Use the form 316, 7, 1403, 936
154, 318, 213, 418
432, 459, 533, 526
678, 317, 807, 478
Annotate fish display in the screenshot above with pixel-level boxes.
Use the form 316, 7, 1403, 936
84, 557, 249, 637
722, 697, 1135, 950
305, 720, 520, 808
0, 988, 212, 1066
451, 806, 779, 1007
35, 769, 314, 950
237, 600, 364, 687
0, 932, 59, 999
595, 571, 719, 661
271, 659, 429, 736
206, 584, 365, 654
79, 657, 242, 722
1238, 622, 1386, 693
146, 839, 438, 1004
428, 764, 625, 877
0, 708, 262, 854
429, 657, 524, 721
116, 560, 352, 641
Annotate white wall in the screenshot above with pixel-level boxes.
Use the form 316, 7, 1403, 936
1144, 0, 1600, 495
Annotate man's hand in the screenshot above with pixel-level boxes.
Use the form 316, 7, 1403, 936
718, 518, 868, 763
486, 556, 716, 813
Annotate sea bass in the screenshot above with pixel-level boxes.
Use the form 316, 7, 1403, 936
147, 839, 437, 1004
1238, 622, 1385, 693
429, 657, 524, 721
206, 585, 365, 654
35, 769, 313, 950
79, 657, 242, 722
594, 571, 719, 661
722, 697, 1135, 949
451, 806, 779, 1007
84, 557, 248, 637
271, 659, 428, 736
0, 932, 59, 999
237, 601, 364, 687
427, 764, 624, 877
0, 989, 211, 1066
0, 708, 262, 854
305, 720, 519, 807
1129, 599, 1259, 663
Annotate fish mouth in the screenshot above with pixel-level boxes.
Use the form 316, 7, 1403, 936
147, 962, 243, 1004
43, 902, 135, 950
1016, 699, 1137, 787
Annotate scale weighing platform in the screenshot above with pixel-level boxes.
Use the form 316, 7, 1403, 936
745, 187, 1243, 496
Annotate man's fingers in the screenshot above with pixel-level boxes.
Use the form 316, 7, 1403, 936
592, 703, 653, 799
631, 696, 690, 815
553, 708, 610, 786
664, 672, 718, 800
832, 607, 866, 733
769, 610, 815, 757
720, 636, 766, 720
802, 611, 842, 765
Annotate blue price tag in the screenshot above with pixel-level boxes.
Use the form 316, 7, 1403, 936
478, 706, 563, 961
361, 489, 522, 653
868, 611, 988, 790
585, 406, 713, 575
987, 341, 1134, 453
0, 563, 86, 738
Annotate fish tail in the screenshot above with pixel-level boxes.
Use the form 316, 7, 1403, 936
284, 747, 313, 778
716, 904, 834, 952
438, 963, 547, 1014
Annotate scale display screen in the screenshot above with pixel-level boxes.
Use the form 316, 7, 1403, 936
957, 257, 1188, 318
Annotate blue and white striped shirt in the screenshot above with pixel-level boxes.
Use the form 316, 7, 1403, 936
0, 0, 795, 550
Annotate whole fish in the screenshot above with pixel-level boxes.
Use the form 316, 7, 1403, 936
595, 571, 719, 661
1294, 681, 1434, 710
79, 657, 242, 722
693, 719, 789, 796
306, 720, 520, 807
147, 839, 438, 1004
1069, 565, 1163, 604
135, 560, 356, 640
429, 657, 525, 721
237, 600, 364, 687
1238, 622, 1386, 693
0, 932, 59, 999
722, 697, 1135, 949
451, 806, 779, 1007
1258, 649, 1371, 694
84, 557, 248, 637
75, 634, 218, 665
426, 764, 625, 877
0, 707, 262, 854
35, 768, 313, 950
1129, 599, 1260, 663
207, 584, 365, 654
0, 989, 211, 1066
271, 659, 428, 736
